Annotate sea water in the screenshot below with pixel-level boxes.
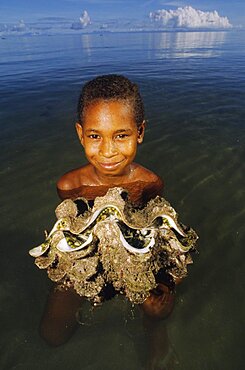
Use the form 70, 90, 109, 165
0, 30, 244, 370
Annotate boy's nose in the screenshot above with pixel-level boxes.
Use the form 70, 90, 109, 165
99, 139, 118, 158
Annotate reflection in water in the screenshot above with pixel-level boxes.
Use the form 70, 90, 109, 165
149, 31, 227, 58
80, 34, 92, 57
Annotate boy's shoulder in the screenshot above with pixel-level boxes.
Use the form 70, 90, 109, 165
56, 164, 91, 192
56, 163, 164, 201
132, 163, 163, 184
131, 163, 164, 202
57, 163, 162, 190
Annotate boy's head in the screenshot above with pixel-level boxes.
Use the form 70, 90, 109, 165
77, 74, 145, 127
75, 75, 146, 179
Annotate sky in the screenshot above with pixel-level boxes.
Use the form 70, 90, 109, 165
0, 0, 244, 27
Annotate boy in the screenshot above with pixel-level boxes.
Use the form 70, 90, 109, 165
40, 75, 174, 348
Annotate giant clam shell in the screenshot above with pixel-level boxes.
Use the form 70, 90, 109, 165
29, 187, 198, 304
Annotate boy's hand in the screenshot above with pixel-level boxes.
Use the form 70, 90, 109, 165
141, 283, 175, 320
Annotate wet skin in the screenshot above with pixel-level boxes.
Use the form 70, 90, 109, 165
76, 100, 144, 184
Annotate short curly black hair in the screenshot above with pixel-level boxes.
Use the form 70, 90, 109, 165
77, 74, 145, 127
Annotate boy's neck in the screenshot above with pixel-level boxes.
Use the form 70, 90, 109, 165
92, 164, 134, 185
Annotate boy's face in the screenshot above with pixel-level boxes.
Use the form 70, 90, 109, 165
76, 100, 145, 179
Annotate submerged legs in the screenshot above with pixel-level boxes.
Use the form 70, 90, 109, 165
39, 286, 83, 346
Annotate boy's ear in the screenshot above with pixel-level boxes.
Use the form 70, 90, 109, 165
75, 122, 84, 146
137, 120, 146, 144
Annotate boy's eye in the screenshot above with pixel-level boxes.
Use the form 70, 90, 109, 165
115, 134, 128, 139
88, 134, 100, 139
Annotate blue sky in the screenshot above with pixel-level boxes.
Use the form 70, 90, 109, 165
0, 0, 244, 27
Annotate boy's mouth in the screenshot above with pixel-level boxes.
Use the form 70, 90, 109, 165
98, 161, 124, 171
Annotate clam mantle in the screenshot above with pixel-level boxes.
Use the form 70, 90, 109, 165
29, 187, 198, 304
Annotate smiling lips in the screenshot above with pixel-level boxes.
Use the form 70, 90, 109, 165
98, 160, 124, 170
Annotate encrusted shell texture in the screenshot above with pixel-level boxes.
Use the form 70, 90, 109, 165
29, 187, 198, 304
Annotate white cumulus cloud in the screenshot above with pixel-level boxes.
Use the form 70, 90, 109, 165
71, 10, 91, 30
12, 20, 27, 32
149, 6, 232, 29
79, 10, 91, 27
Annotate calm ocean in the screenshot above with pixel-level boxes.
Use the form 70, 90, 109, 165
0, 30, 244, 370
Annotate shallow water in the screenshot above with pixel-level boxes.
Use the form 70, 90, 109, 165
0, 30, 244, 370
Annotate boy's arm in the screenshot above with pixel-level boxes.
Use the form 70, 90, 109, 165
133, 163, 164, 202
56, 186, 73, 201
56, 166, 90, 200
142, 175, 164, 204
56, 171, 79, 200
56, 181, 71, 200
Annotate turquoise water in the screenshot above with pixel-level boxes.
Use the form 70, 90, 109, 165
0, 30, 244, 369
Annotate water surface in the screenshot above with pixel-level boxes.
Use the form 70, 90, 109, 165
0, 30, 244, 370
